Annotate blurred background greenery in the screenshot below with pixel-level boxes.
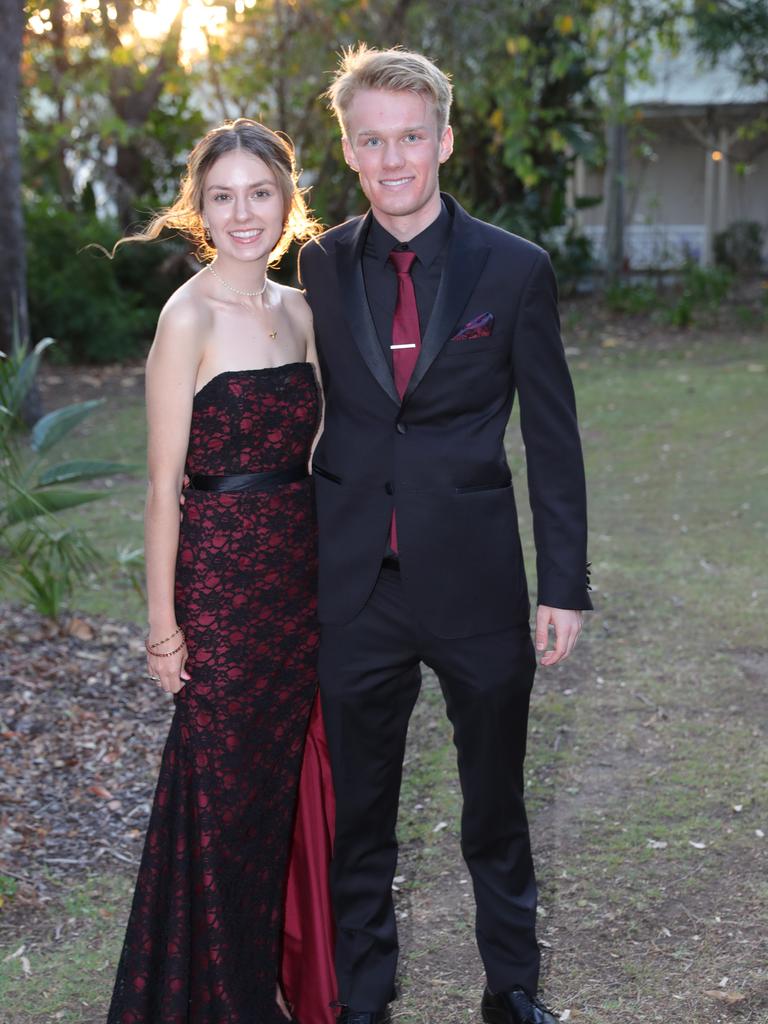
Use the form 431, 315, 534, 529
5, 0, 765, 364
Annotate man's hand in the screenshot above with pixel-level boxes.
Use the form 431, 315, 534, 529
179, 474, 190, 520
535, 605, 582, 666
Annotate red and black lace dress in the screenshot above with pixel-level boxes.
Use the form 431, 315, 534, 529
108, 363, 336, 1024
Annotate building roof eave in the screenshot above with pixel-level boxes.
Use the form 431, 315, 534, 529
632, 101, 768, 121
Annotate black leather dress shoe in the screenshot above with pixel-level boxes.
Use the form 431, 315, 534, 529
336, 1009, 389, 1024
481, 986, 558, 1024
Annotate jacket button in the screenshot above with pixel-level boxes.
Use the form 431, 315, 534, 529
395, 422, 407, 435
385, 482, 394, 495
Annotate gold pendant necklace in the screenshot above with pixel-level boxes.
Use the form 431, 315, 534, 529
238, 304, 278, 342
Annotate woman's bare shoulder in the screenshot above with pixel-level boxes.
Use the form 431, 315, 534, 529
153, 274, 213, 355
276, 281, 313, 329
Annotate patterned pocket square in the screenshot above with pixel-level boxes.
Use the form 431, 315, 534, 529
451, 312, 495, 341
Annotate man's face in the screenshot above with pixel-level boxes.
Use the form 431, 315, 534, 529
341, 88, 453, 235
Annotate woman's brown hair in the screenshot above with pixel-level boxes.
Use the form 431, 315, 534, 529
115, 119, 319, 265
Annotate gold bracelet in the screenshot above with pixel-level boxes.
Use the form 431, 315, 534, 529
146, 637, 186, 658
147, 625, 183, 650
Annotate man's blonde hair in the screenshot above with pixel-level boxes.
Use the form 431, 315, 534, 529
325, 45, 453, 137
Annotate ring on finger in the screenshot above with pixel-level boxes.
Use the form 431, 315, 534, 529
147, 674, 161, 682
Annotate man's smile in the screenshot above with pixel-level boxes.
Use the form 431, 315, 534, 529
379, 176, 415, 188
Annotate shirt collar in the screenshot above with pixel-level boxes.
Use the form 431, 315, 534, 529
366, 200, 451, 269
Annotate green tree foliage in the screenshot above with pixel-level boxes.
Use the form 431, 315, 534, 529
23, 0, 206, 227
691, 0, 768, 149
692, 0, 768, 88
24, 0, 613, 238
18, 0, 696, 355
416, 2, 602, 233
22, 1, 203, 360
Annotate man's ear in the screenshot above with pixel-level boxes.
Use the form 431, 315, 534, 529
342, 136, 359, 172
438, 124, 454, 165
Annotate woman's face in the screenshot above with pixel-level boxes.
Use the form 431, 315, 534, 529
201, 149, 286, 263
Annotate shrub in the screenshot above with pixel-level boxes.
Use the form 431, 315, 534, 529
662, 262, 734, 329
549, 229, 595, 297
25, 198, 190, 363
680, 261, 733, 305
714, 221, 765, 275
604, 281, 659, 314
601, 261, 735, 328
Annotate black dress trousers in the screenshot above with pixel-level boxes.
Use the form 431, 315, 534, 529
319, 565, 539, 1010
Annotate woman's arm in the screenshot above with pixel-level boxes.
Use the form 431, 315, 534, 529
295, 291, 325, 462
144, 299, 204, 693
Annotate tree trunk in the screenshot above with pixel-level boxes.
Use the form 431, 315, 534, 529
603, 3, 628, 287
604, 109, 626, 285
0, 0, 29, 353
50, 1, 76, 207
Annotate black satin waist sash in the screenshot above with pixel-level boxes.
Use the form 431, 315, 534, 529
189, 462, 308, 493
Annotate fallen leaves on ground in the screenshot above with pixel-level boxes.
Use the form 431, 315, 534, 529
703, 989, 747, 1005
0, 603, 170, 903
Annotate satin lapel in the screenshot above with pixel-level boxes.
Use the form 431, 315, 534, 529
403, 214, 490, 404
335, 213, 400, 407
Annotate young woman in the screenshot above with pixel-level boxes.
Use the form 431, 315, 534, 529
107, 119, 335, 1024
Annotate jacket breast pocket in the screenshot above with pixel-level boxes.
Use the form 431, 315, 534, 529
442, 338, 505, 357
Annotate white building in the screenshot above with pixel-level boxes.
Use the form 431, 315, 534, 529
575, 45, 768, 269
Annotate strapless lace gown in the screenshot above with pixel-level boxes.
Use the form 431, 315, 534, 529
108, 363, 336, 1024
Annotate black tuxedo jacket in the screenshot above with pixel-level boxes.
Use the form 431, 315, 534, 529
299, 193, 591, 639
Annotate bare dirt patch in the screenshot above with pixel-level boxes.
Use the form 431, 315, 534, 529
36, 363, 145, 411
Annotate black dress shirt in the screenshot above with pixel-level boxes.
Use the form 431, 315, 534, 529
362, 202, 452, 559
362, 201, 452, 365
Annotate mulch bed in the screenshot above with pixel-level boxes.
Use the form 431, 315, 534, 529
0, 603, 170, 908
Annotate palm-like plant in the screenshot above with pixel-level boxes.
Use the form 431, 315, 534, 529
1, 337, 134, 618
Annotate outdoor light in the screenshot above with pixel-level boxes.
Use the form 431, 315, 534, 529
711, 150, 724, 161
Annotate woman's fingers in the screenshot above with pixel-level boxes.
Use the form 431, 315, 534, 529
146, 651, 188, 694
160, 659, 185, 694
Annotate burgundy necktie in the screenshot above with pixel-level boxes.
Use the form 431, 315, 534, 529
388, 249, 420, 552
389, 250, 421, 399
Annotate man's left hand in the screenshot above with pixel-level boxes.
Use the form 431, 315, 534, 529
535, 605, 582, 666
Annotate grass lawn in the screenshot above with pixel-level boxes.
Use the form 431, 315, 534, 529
395, 327, 768, 1022
54, 396, 148, 622
1, 323, 766, 1022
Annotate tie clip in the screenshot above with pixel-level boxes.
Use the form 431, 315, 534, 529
391, 343, 417, 349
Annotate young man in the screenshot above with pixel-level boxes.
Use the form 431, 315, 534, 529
299, 46, 591, 1024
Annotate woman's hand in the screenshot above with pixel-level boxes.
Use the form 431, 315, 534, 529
146, 630, 191, 694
